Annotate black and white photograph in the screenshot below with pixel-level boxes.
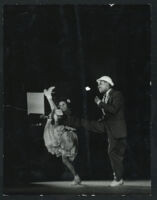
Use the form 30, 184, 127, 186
2, 4, 151, 196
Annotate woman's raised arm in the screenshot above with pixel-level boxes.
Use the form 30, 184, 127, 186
43, 86, 57, 112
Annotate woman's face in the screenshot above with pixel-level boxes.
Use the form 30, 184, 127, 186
58, 101, 68, 112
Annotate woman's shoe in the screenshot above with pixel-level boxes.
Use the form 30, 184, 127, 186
72, 175, 81, 185
110, 179, 124, 187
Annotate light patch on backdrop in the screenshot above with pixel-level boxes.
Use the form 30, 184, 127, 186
27, 92, 45, 114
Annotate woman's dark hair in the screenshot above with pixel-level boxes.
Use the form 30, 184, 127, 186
57, 98, 71, 111
57, 97, 71, 104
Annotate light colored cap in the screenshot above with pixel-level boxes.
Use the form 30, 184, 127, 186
96, 76, 114, 86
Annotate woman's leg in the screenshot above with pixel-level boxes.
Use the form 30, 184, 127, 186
62, 155, 81, 184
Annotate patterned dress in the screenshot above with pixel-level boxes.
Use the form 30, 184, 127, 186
43, 119, 78, 161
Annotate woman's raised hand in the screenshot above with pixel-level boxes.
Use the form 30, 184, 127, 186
43, 86, 55, 99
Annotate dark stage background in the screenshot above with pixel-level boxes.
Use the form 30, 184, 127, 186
3, 5, 150, 186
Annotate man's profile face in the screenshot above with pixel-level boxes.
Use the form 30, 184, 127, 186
97, 80, 110, 93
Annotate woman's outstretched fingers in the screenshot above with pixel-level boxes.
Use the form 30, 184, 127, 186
43, 88, 53, 99
48, 86, 55, 93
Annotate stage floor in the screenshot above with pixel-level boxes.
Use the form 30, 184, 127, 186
3, 180, 151, 195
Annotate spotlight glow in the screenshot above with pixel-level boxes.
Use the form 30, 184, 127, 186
85, 86, 91, 91
109, 4, 115, 7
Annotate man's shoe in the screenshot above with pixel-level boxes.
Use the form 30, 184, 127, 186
110, 179, 124, 187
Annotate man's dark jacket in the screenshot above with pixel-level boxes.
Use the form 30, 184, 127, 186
98, 89, 127, 138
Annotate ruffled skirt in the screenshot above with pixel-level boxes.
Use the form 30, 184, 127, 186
43, 119, 78, 161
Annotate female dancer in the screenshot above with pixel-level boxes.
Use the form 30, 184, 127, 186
43, 87, 81, 184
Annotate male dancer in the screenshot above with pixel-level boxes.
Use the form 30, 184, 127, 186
65, 76, 127, 187
94, 76, 127, 187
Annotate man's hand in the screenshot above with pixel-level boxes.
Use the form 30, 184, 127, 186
94, 96, 101, 105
